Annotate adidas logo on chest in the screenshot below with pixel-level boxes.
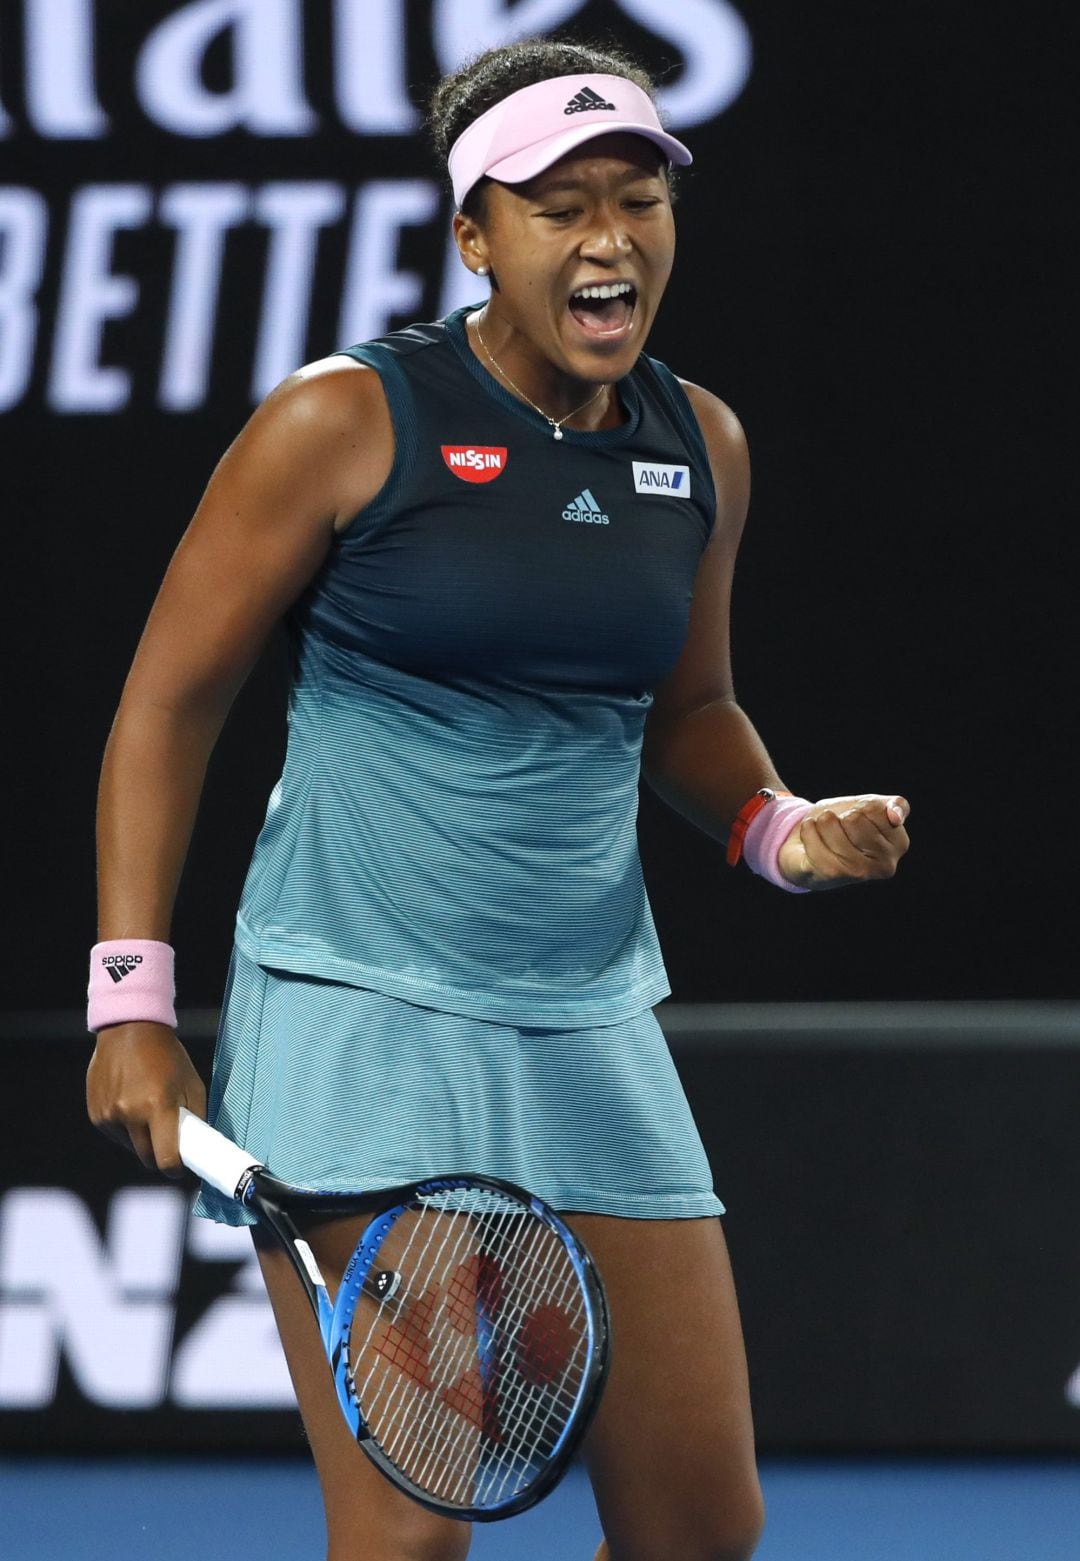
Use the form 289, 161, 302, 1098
562, 488, 609, 525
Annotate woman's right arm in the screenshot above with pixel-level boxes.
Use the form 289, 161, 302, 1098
87, 360, 393, 1177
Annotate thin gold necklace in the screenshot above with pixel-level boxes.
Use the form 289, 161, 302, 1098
474, 319, 607, 440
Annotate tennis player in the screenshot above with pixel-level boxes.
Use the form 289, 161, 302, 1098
87, 38, 909, 1561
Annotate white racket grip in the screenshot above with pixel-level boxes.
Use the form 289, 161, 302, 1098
178, 1107, 262, 1200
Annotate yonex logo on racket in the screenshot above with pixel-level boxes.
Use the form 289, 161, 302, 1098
99, 954, 143, 983
564, 87, 617, 114
562, 489, 610, 525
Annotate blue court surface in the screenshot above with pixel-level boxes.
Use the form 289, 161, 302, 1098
1, 1457, 1078, 1560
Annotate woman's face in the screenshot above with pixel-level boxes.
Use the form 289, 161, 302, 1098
459, 132, 676, 386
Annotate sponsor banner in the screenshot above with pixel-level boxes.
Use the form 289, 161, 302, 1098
0, 0, 752, 414
0, 1185, 294, 1415
2, 1020, 1079, 1452
0, 1035, 296, 1450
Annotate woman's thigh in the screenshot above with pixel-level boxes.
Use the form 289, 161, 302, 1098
564, 1213, 764, 1561
254, 1218, 472, 1561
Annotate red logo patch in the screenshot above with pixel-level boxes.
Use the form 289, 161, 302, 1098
441, 445, 507, 483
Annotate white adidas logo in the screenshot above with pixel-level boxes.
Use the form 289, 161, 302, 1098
561, 488, 610, 526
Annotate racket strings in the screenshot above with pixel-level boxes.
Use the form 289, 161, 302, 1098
481, 1244, 587, 1505
355, 1195, 492, 1491
402, 1203, 559, 1502
380, 1205, 487, 1485
408, 1206, 551, 1500
405, 1219, 586, 1506
483, 1240, 585, 1454
345, 1188, 592, 1508
381, 1195, 529, 1493
404, 1199, 520, 1480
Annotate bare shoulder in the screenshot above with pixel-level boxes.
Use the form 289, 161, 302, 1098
237, 355, 394, 531
677, 379, 751, 533
288, 352, 387, 406
248, 353, 387, 436
677, 379, 749, 471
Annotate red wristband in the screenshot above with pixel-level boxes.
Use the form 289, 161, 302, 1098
726, 788, 792, 867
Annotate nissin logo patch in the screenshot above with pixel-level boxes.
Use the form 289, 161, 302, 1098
441, 446, 507, 483
632, 461, 691, 497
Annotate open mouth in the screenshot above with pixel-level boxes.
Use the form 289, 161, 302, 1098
567, 281, 638, 341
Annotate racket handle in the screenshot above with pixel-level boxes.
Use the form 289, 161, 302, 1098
177, 1106, 262, 1199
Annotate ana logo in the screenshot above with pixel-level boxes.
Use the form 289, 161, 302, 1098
632, 462, 691, 497
441, 445, 507, 483
562, 489, 610, 525
564, 86, 617, 115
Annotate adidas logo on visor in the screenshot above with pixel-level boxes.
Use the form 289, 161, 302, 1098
562, 488, 610, 525
564, 86, 617, 115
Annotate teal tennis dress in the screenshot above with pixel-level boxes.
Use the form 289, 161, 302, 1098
195, 305, 724, 1226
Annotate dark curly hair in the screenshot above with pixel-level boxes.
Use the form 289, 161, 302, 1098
427, 37, 668, 222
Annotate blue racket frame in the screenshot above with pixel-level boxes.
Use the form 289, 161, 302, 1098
233, 1168, 609, 1521
180, 1113, 610, 1519
330, 1175, 609, 1520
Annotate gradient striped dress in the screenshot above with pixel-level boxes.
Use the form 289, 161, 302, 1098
195, 304, 724, 1225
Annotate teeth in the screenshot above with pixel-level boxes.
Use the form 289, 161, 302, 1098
571, 282, 634, 301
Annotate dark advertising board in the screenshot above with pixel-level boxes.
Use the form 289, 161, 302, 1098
3, 1007, 1079, 1454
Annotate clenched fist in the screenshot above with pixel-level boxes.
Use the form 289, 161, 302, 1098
777, 793, 910, 890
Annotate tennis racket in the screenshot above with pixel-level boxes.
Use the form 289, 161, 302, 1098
177, 1108, 610, 1521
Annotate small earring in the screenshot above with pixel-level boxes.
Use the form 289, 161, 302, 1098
477, 265, 489, 276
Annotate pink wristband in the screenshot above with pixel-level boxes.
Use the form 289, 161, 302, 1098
742, 797, 815, 894
87, 940, 177, 1033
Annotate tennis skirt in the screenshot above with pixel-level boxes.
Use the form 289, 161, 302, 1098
193, 946, 724, 1227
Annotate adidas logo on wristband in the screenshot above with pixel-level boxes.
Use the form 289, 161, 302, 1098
100, 953, 144, 983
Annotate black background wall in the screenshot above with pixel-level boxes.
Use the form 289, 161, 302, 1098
2, 0, 1073, 1009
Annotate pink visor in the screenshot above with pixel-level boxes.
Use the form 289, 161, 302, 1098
448, 74, 692, 209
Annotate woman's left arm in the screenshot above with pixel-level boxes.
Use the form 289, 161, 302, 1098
640, 383, 910, 891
